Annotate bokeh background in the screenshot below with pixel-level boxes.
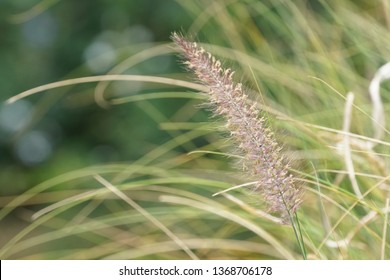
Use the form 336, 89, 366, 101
0, 0, 196, 194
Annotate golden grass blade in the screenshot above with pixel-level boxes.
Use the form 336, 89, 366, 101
341, 92, 363, 199
93, 174, 199, 260
6, 75, 207, 104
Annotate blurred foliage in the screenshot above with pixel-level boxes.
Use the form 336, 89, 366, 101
0, 0, 197, 194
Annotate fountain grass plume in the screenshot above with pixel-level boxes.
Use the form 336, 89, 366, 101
171, 32, 303, 224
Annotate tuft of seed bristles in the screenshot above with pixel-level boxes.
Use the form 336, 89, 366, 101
171, 32, 303, 223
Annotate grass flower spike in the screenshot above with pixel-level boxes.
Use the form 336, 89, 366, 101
172, 32, 303, 223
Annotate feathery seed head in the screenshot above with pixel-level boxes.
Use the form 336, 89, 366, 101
172, 32, 303, 223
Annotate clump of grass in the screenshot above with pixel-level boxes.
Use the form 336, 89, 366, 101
2, 0, 390, 260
